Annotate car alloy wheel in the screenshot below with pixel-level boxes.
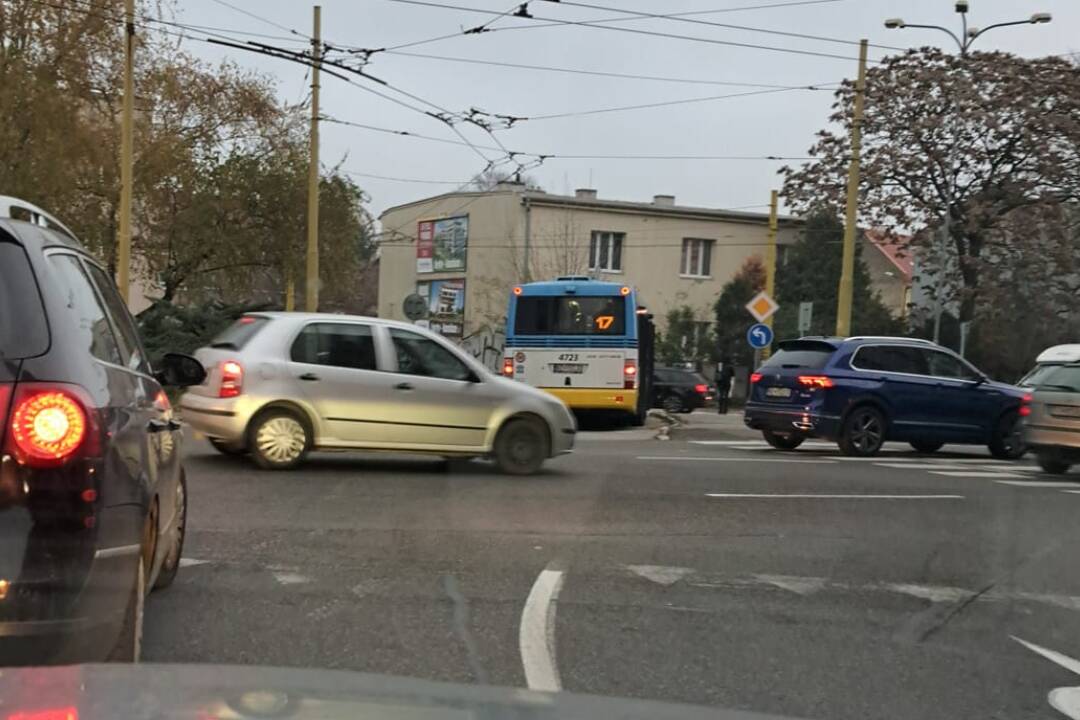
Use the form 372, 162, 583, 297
841, 407, 886, 456
989, 412, 1026, 460
255, 416, 307, 465
154, 472, 186, 590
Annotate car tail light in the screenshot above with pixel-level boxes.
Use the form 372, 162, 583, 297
694, 384, 708, 394
1019, 393, 1032, 417
797, 375, 834, 389
9, 389, 87, 464
219, 360, 243, 398
8, 708, 78, 720
750, 373, 763, 384
502, 358, 514, 377
624, 360, 637, 389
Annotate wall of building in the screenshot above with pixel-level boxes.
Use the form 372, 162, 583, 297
861, 239, 911, 319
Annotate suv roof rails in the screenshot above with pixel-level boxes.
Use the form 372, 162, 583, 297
846, 335, 936, 345
0, 196, 78, 241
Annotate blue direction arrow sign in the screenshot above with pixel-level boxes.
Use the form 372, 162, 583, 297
747, 323, 774, 349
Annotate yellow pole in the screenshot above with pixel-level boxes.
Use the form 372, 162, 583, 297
116, 0, 135, 304
285, 273, 295, 311
761, 189, 779, 360
305, 6, 321, 312
835, 38, 868, 337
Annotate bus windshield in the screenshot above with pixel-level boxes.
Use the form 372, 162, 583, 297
514, 295, 626, 335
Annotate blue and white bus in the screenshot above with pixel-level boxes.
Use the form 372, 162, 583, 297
503, 277, 654, 424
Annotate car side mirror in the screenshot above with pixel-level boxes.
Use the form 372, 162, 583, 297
156, 353, 207, 387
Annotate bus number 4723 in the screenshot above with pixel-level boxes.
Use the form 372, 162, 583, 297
557, 353, 579, 362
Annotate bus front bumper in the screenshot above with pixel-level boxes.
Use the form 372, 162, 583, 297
541, 388, 638, 412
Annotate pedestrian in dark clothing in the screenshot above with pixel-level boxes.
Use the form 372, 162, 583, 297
716, 359, 734, 414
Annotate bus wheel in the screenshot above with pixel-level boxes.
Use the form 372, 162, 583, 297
494, 417, 548, 475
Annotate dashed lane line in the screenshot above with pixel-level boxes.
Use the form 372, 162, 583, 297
706, 493, 964, 500
994, 480, 1080, 488
637, 456, 837, 464
931, 471, 1027, 479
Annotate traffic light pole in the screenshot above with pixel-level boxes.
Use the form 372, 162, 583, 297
305, 6, 321, 312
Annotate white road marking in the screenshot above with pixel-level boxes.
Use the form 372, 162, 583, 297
1012, 636, 1080, 720
272, 572, 310, 585
753, 574, 826, 595
705, 493, 963, 499
995, 480, 1080, 488
638, 456, 836, 464
627, 565, 693, 586
520, 566, 565, 692
931, 471, 1027, 479
178, 558, 210, 568
1062, 490, 1080, 495
877, 463, 989, 471
689, 440, 833, 448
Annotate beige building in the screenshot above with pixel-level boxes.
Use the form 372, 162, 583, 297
377, 183, 803, 358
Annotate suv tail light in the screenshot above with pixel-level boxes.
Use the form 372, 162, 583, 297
797, 375, 834, 389
9, 388, 88, 465
750, 373, 763, 384
624, 360, 637, 389
1019, 393, 1033, 417
502, 358, 514, 377
694, 383, 708, 394
219, 360, 244, 398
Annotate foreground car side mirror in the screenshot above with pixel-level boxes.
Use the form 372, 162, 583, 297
156, 353, 207, 387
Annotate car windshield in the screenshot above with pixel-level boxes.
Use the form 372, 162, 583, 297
8, 4, 1080, 720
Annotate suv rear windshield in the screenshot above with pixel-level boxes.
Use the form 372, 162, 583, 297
209, 315, 270, 350
1029, 365, 1080, 393
0, 240, 49, 359
760, 340, 835, 370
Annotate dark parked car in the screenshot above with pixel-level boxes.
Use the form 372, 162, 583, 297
744, 336, 1027, 457
0, 196, 205, 664
652, 367, 712, 413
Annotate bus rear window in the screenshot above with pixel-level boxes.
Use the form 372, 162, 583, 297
514, 296, 626, 335
209, 315, 270, 350
0, 241, 49, 359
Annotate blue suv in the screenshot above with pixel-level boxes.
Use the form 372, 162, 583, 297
744, 336, 1028, 458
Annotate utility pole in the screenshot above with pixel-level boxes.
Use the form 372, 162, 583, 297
305, 6, 322, 312
761, 189, 779, 360
116, 0, 136, 304
835, 38, 868, 338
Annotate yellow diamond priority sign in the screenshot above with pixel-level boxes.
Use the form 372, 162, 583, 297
745, 291, 779, 323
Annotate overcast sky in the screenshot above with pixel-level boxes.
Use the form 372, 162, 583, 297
173, 0, 1078, 220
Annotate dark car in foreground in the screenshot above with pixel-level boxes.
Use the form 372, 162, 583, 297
744, 336, 1027, 457
652, 366, 712, 413
0, 196, 205, 664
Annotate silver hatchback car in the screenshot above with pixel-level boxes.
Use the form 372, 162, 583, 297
180, 313, 576, 474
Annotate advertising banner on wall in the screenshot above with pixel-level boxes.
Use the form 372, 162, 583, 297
416, 279, 465, 338
416, 215, 468, 273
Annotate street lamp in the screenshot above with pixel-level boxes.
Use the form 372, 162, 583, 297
883, 2, 1052, 347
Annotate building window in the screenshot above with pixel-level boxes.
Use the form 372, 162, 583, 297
680, 238, 713, 277
589, 231, 623, 272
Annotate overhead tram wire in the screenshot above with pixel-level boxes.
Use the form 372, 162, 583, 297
381, 0, 882, 63
356, 0, 848, 57
207, 0, 308, 39
541, 0, 905, 52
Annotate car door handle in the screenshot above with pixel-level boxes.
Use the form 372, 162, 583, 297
147, 419, 171, 433
395, 382, 414, 391
298, 372, 319, 381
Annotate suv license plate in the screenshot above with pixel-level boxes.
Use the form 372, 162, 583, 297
1049, 405, 1080, 419
766, 387, 792, 398
552, 363, 585, 374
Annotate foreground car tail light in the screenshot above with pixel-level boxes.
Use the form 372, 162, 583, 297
502, 358, 514, 377
624, 360, 637, 389
8, 707, 78, 720
750, 373, 763, 384
219, 360, 244, 398
10, 390, 87, 464
1019, 393, 1033, 417
797, 375, 834, 389
694, 383, 708, 394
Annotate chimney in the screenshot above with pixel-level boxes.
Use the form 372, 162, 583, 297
575, 188, 597, 199
653, 194, 675, 206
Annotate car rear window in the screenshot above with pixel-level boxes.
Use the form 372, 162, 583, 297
1032, 365, 1080, 392
0, 240, 49, 359
761, 340, 836, 370
209, 316, 270, 350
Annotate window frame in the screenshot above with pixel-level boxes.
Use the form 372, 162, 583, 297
588, 231, 624, 273
680, 238, 713, 278
288, 321, 382, 372
924, 348, 982, 382
849, 343, 951, 379
44, 250, 126, 370
388, 327, 476, 382
82, 258, 152, 375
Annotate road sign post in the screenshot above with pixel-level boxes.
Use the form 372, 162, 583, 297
798, 301, 813, 335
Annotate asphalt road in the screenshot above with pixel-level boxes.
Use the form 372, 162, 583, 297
144, 411, 1080, 720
